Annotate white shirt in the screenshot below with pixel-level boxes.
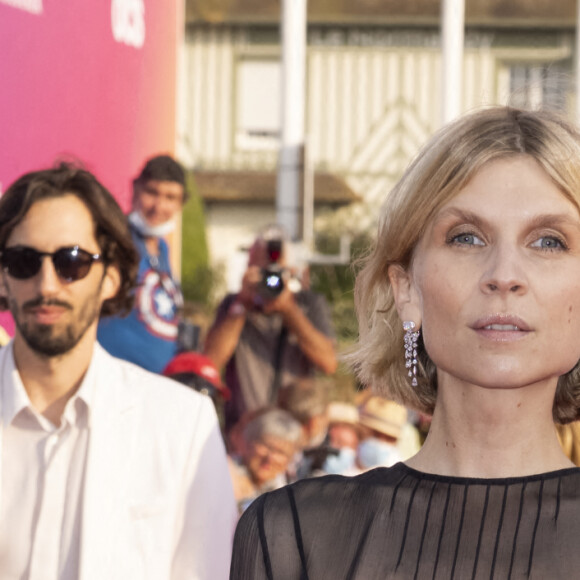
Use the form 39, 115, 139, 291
0, 347, 94, 580
0, 342, 238, 580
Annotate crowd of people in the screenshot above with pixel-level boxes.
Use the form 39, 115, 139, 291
4, 105, 580, 579
222, 384, 426, 514
156, 210, 426, 514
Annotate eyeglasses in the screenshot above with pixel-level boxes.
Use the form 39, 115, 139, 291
250, 441, 294, 469
0, 246, 103, 282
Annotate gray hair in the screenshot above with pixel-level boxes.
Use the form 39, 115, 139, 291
243, 408, 303, 446
277, 378, 330, 424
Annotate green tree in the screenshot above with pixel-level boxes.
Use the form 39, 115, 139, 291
309, 230, 374, 348
180, 174, 220, 309
308, 231, 374, 400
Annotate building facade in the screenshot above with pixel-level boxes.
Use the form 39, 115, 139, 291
180, 0, 576, 288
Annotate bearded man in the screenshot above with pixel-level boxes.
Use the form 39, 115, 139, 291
0, 163, 237, 580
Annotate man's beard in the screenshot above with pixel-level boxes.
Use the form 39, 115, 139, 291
11, 295, 101, 358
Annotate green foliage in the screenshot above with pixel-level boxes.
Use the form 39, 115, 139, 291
309, 231, 374, 348
180, 174, 220, 308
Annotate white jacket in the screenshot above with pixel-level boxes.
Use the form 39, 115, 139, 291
0, 342, 238, 580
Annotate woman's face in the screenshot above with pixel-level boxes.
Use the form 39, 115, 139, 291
391, 155, 580, 392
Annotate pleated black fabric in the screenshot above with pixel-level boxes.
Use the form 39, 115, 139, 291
230, 463, 580, 580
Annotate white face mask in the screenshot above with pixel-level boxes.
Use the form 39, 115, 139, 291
128, 210, 176, 238
357, 438, 400, 470
322, 447, 357, 475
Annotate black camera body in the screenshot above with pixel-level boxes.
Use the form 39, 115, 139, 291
256, 236, 302, 301
260, 264, 285, 299
258, 238, 285, 299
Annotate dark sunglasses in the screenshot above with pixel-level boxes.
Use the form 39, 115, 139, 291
0, 246, 103, 282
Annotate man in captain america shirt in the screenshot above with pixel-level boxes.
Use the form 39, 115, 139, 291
98, 155, 186, 373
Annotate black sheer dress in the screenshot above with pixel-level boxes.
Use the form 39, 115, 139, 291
230, 462, 580, 579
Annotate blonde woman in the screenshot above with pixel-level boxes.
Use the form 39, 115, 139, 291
230, 107, 580, 579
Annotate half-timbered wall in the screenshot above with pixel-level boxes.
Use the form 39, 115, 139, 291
178, 24, 574, 275
180, 25, 573, 204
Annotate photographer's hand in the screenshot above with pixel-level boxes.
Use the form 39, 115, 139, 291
261, 285, 295, 315
238, 265, 262, 309
204, 265, 260, 370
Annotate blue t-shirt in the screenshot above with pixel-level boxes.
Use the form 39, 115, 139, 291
98, 229, 180, 374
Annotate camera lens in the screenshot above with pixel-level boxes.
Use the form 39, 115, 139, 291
260, 266, 285, 298
265, 273, 283, 292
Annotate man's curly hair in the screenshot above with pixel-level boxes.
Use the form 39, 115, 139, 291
0, 162, 138, 317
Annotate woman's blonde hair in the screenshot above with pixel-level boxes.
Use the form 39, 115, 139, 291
348, 106, 580, 424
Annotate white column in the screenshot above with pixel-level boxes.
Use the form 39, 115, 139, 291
441, 0, 465, 124
276, 0, 307, 241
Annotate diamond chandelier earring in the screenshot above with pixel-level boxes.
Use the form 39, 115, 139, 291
403, 321, 420, 386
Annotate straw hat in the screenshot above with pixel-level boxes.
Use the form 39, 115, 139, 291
358, 397, 407, 439
327, 402, 359, 426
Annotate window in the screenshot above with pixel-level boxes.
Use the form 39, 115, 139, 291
509, 62, 570, 111
235, 57, 281, 151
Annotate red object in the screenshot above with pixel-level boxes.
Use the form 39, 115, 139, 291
163, 352, 231, 400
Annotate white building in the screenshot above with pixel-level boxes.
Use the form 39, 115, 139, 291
179, 0, 577, 289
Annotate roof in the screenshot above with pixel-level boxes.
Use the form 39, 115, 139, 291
194, 170, 360, 206
186, 0, 577, 28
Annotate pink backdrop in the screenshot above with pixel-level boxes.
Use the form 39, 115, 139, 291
0, 0, 181, 335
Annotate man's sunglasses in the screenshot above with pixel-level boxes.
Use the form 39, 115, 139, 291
0, 246, 103, 282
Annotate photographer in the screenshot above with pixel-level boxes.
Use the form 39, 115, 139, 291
204, 225, 337, 432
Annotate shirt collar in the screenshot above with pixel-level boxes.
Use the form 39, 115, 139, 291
1, 341, 98, 429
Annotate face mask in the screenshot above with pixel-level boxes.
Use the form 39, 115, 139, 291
128, 210, 176, 238
357, 438, 399, 470
322, 447, 356, 475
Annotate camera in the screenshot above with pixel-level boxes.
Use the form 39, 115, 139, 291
259, 239, 285, 299
261, 265, 285, 298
